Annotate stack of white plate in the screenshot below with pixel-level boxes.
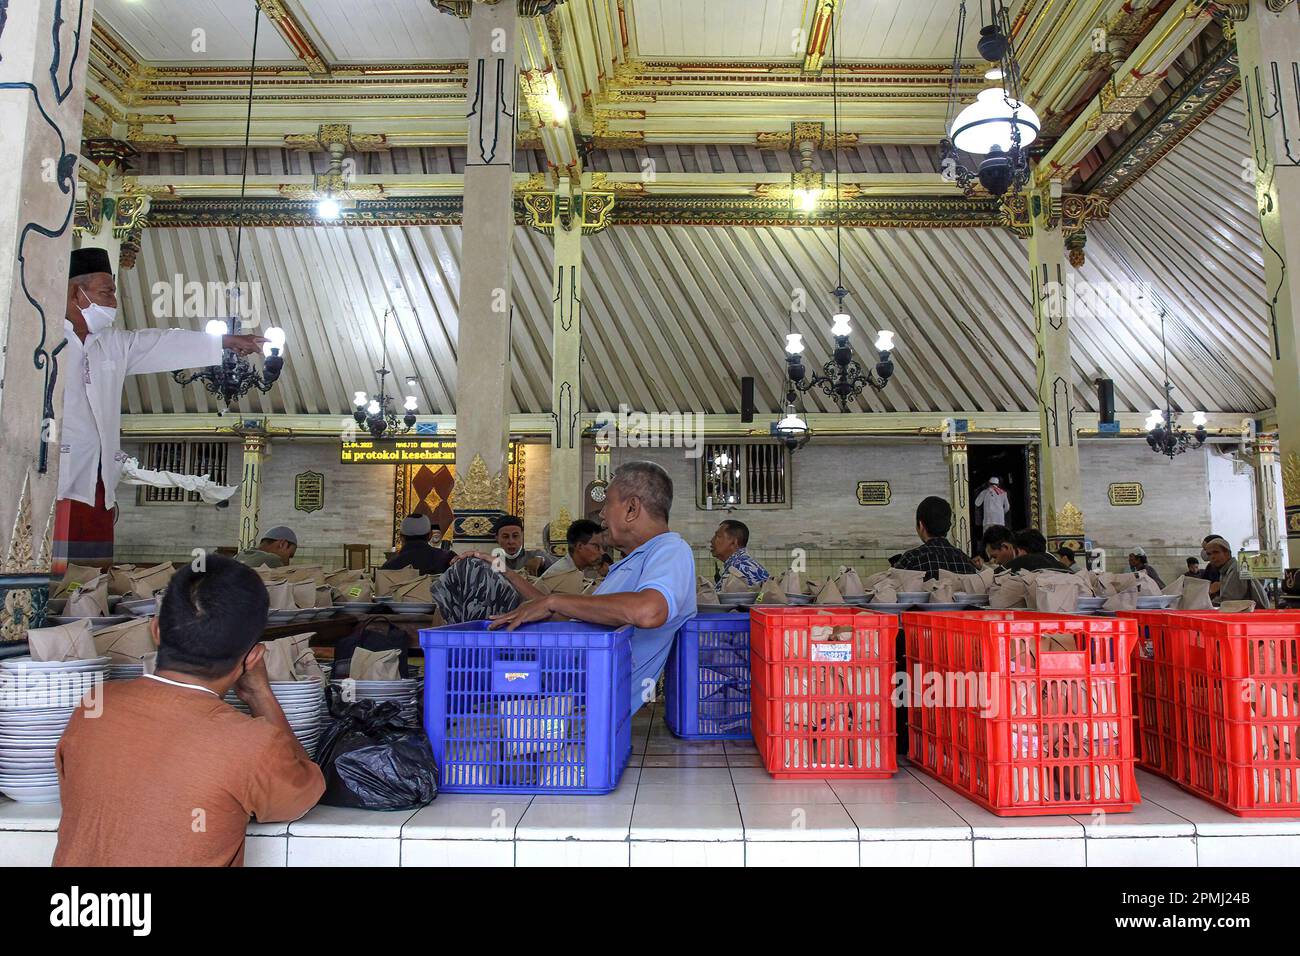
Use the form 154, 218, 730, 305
107, 662, 146, 681
223, 679, 324, 756
0, 656, 108, 804
335, 676, 423, 728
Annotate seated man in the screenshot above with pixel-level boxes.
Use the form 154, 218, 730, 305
540, 518, 606, 582
1056, 546, 1079, 572
235, 525, 297, 568
1003, 528, 1063, 572
1204, 535, 1269, 607
893, 497, 978, 579
709, 519, 769, 592
981, 524, 1015, 569
54, 555, 324, 866
382, 514, 455, 575
1186, 556, 1201, 577
489, 461, 697, 718
1128, 547, 1165, 588
490, 515, 554, 574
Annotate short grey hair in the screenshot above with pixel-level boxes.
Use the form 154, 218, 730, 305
610, 460, 673, 521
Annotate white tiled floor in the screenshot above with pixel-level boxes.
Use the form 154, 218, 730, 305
5, 701, 1300, 866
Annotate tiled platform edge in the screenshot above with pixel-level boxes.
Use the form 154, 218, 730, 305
5, 704, 1298, 867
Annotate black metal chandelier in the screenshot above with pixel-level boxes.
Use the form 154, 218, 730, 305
173, 3, 285, 412
1145, 308, 1207, 459
940, 0, 1040, 197
352, 307, 418, 439
781, 10, 896, 415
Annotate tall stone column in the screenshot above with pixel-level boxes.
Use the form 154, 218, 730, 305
1252, 431, 1282, 557
450, 0, 518, 543
0, 0, 94, 636
1235, 2, 1300, 565
943, 427, 972, 555
238, 435, 268, 552
521, 179, 615, 554
1025, 188, 1086, 554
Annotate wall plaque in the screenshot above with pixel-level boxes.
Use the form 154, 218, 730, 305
1107, 482, 1143, 506
856, 481, 891, 506
294, 471, 325, 513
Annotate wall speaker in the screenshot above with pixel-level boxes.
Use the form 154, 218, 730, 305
740, 376, 756, 423
1096, 378, 1115, 425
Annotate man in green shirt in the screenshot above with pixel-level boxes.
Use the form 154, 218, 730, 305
235, 526, 297, 568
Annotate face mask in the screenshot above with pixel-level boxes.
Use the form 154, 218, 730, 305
78, 288, 117, 333
503, 548, 523, 560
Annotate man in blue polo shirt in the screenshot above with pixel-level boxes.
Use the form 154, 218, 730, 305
489, 460, 697, 717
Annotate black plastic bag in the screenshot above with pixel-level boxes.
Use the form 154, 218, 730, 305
332, 616, 413, 679
315, 697, 438, 810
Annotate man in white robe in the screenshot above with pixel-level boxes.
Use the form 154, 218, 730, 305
53, 248, 264, 572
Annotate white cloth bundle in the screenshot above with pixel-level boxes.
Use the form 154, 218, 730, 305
126, 563, 175, 600
27, 619, 97, 662
118, 456, 239, 505
65, 573, 110, 617
263, 633, 324, 683
264, 580, 295, 611
835, 567, 867, 599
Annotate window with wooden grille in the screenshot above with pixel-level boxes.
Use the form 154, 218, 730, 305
697, 442, 790, 510
138, 440, 230, 504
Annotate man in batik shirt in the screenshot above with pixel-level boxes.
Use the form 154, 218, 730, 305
709, 519, 769, 593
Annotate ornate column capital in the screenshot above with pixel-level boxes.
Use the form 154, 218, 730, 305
522, 190, 615, 234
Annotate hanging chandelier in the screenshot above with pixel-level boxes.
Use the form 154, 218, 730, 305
351, 306, 418, 439
1145, 307, 1207, 459
772, 392, 811, 452
780, 9, 896, 416
940, 1, 1039, 197
173, 2, 285, 412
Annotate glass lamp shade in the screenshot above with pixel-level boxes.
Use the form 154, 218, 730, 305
366, 400, 381, 417
1192, 411, 1208, 427
404, 395, 418, 412
777, 409, 808, 433
784, 333, 805, 355
949, 88, 1040, 155
353, 391, 368, 408
830, 312, 852, 337
874, 330, 895, 352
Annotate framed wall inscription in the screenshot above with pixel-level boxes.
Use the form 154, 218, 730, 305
1107, 482, 1143, 506
294, 471, 325, 513
856, 481, 891, 506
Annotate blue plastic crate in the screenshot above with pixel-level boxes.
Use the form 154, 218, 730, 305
664, 613, 752, 740
419, 621, 633, 794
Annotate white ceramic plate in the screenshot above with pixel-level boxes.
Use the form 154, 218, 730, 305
0, 656, 110, 672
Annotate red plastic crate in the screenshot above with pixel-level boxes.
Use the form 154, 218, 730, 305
1179, 611, 1300, 817
1118, 610, 1300, 816
904, 610, 1138, 816
749, 607, 896, 779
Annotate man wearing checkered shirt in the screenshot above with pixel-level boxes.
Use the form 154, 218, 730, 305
892, 496, 978, 581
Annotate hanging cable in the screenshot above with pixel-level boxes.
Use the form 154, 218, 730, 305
231, 3, 261, 293
831, 4, 842, 295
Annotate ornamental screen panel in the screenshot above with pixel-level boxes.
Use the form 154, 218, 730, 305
698, 442, 789, 510
139, 440, 230, 504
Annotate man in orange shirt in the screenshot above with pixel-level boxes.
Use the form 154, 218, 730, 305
55, 556, 324, 867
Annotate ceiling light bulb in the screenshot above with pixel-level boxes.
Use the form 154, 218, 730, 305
404, 395, 418, 411
874, 330, 895, 352
316, 197, 341, 219
550, 97, 569, 124
205, 319, 228, 336
794, 188, 819, 213
831, 312, 852, 337
353, 391, 368, 407
785, 333, 805, 355
366, 400, 381, 416
1192, 411, 1207, 427
984, 68, 1004, 81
